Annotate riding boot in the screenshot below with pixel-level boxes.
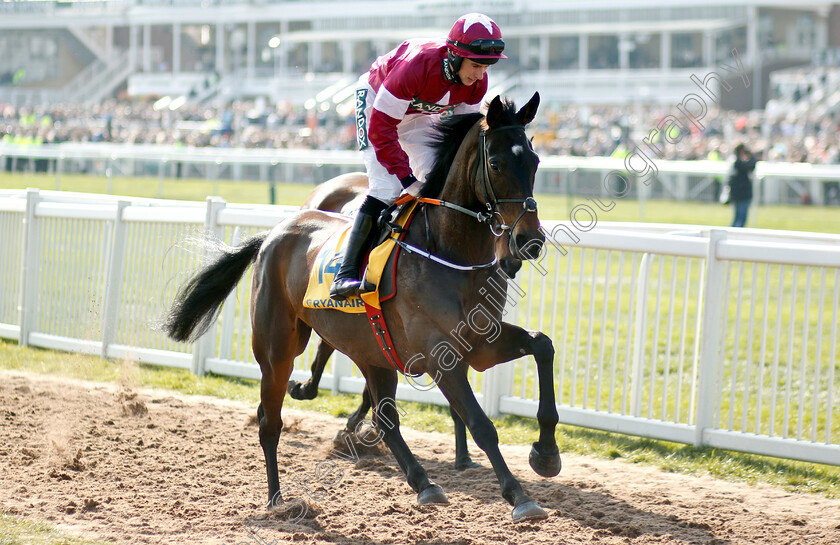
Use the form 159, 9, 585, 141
329, 197, 386, 300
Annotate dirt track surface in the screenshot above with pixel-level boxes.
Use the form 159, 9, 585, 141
1, 370, 839, 545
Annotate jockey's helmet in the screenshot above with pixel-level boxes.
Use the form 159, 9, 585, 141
446, 13, 506, 67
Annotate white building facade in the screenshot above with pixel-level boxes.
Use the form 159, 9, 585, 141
0, 0, 834, 109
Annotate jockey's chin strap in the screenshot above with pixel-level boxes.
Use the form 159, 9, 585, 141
476, 124, 539, 237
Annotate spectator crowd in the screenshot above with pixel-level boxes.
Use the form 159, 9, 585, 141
3, 95, 840, 168
1, 98, 358, 151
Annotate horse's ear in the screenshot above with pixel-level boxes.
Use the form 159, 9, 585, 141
516, 92, 540, 127
485, 95, 504, 128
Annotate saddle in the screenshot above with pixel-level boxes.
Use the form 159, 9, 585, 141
303, 200, 418, 313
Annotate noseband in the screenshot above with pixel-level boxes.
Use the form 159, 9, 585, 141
475, 125, 538, 237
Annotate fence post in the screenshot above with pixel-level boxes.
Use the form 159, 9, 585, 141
106, 156, 115, 194
695, 229, 727, 447
55, 155, 63, 191
630, 252, 653, 416
18, 188, 40, 347
192, 196, 227, 376
101, 200, 129, 359
157, 158, 166, 199
331, 351, 354, 395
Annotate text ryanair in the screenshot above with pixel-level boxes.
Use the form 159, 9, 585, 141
306, 297, 366, 309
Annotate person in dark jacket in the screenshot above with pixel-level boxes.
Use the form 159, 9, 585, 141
728, 143, 757, 227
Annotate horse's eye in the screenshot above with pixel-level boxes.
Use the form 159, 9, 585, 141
488, 160, 501, 172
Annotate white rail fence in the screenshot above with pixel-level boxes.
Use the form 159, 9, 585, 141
0, 188, 838, 466
5, 143, 840, 205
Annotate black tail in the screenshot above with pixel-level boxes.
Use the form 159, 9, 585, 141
164, 232, 268, 343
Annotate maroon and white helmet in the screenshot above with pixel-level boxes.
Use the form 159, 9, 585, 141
446, 13, 506, 63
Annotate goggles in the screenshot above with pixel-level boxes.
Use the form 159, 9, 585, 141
448, 38, 506, 56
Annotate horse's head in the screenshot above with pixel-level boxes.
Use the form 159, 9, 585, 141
478, 92, 543, 262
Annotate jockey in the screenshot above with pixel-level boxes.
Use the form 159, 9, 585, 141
330, 12, 507, 300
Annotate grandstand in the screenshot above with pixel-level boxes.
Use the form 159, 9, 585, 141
4, 1, 840, 206
0, 0, 836, 110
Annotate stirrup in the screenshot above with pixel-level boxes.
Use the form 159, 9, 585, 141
329, 277, 374, 300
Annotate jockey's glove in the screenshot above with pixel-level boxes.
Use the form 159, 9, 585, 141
400, 174, 418, 189
402, 178, 424, 198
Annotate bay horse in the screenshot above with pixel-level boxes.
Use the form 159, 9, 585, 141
164, 93, 561, 522
293, 172, 524, 470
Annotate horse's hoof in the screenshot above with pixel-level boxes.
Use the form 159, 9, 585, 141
288, 380, 317, 400
417, 484, 449, 505
332, 428, 353, 448
529, 443, 562, 478
512, 500, 548, 522
287, 380, 302, 399
454, 457, 481, 470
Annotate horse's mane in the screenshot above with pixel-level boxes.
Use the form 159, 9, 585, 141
419, 98, 521, 199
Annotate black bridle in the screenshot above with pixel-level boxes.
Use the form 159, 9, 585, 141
474, 124, 539, 237
383, 121, 539, 267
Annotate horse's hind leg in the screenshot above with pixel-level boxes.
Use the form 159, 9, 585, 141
451, 405, 479, 469
363, 366, 449, 505
253, 313, 311, 509
334, 386, 372, 438
288, 337, 333, 400
288, 341, 475, 470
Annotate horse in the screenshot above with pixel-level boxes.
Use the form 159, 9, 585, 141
163, 92, 561, 522
292, 172, 524, 470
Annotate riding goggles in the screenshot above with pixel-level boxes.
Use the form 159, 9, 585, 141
448, 38, 506, 56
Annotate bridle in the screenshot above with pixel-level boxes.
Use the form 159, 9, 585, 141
392, 122, 539, 237
386, 121, 539, 270
474, 124, 538, 237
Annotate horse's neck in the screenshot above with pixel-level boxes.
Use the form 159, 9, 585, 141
419, 160, 495, 266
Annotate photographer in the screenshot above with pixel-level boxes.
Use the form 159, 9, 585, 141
727, 143, 758, 227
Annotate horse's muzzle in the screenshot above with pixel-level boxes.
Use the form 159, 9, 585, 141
499, 256, 523, 279
512, 233, 544, 261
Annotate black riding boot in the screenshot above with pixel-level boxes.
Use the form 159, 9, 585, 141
329, 197, 386, 300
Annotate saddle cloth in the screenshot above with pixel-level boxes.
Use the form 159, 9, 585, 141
302, 201, 417, 313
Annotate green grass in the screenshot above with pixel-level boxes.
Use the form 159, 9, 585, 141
2, 171, 839, 233
0, 513, 107, 545
2, 338, 838, 501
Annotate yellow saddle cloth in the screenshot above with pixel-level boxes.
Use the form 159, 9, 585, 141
303, 202, 417, 313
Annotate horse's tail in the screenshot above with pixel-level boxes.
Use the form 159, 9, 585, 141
164, 231, 268, 343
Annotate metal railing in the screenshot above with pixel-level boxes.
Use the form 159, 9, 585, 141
4, 143, 840, 206
0, 188, 837, 466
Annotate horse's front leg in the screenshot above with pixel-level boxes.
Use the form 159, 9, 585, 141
472, 323, 561, 478
362, 365, 449, 506
435, 368, 547, 522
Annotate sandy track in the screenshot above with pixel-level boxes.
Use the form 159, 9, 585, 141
1, 370, 838, 545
